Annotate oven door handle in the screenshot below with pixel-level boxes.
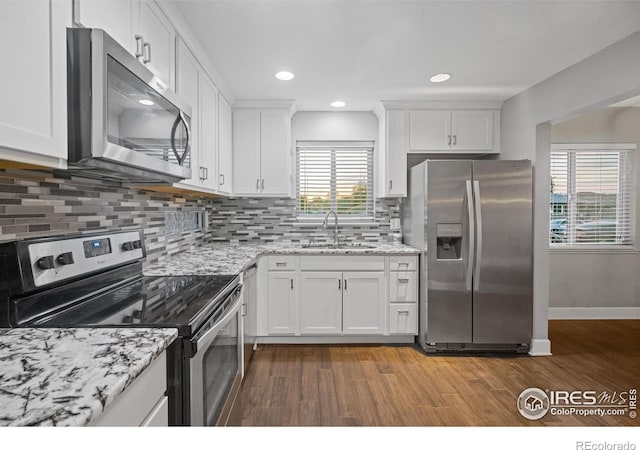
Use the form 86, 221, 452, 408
189, 286, 242, 354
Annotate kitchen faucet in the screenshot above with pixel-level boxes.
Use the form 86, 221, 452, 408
323, 210, 339, 246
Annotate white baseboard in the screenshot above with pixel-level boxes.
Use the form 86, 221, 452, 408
529, 339, 552, 356
549, 307, 640, 320
256, 335, 415, 345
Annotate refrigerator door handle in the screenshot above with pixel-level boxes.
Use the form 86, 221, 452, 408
473, 180, 483, 291
465, 180, 475, 292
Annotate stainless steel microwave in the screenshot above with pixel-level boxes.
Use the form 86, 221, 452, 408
67, 28, 192, 183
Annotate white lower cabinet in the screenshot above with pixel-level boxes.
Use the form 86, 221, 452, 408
90, 351, 167, 426
389, 303, 418, 335
266, 271, 297, 335
258, 254, 418, 339
342, 272, 385, 335
300, 272, 343, 334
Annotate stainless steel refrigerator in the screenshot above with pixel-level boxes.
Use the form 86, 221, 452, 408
403, 160, 533, 353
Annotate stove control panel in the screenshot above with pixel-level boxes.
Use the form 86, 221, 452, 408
26, 230, 145, 288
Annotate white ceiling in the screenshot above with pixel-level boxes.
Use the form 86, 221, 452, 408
169, 0, 640, 111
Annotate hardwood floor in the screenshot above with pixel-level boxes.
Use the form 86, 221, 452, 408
238, 320, 640, 426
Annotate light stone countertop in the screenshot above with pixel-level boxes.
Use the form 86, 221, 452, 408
0, 327, 177, 427
143, 241, 420, 277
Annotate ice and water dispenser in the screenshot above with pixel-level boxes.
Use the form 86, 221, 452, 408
436, 223, 463, 260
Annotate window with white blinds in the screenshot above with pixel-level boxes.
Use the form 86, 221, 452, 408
297, 142, 374, 219
549, 144, 636, 246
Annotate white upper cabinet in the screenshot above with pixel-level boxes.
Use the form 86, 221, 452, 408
217, 95, 233, 195
175, 37, 221, 193
409, 108, 498, 153
138, 1, 175, 88
74, 0, 175, 88
373, 106, 408, 198
409, 110, 451, 151
0, 0, 71, 167
232, 105, 293, 197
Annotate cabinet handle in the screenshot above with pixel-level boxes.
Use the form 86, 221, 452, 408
398, 278, 409, 283
199, 167, 204, 180
205, 167, 209, 180
135, 35, 144, 58
261, 179, 265, 190
398, 310, 410, 315
389, 180, 393, 191
276, 262, 287, 267
256, 178, 260, 190
290, 279, 294, 290
448, 135, 452, 146
242, 303, 247, 317
452, 135, 457, 146
219, 173, 224, 186
344, 279, 347, 290
338, 279, 341, 290
143, 42, 151, 64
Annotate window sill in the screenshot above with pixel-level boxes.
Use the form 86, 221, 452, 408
549, 245, 639, 254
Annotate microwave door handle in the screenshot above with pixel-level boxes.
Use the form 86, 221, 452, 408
170, 111, 191, 166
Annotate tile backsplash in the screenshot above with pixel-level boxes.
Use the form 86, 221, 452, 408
0, 168, 400, 266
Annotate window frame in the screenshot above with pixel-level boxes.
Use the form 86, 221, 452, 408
295, 141, 375, 223
549, 143, 637, 252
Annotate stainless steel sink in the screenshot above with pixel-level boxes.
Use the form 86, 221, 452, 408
301, 242, 377, 249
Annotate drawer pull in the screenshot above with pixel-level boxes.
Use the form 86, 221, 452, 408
398, 310, 410, 315
276, 262, 287, 267
398, 278, 409, 283
290, 279, 294, 290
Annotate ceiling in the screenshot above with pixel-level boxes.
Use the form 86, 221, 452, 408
169, 0, 640, 111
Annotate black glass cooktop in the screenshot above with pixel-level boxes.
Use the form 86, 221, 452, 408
30, 275, 238, 336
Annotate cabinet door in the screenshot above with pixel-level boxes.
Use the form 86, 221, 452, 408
342, 272, 385, 335
389, 271, 417, 303
175, 38, 200, 187
450, 110, 493, 151
232, 109, 261, 195
199, 74, 219, 191
138, 0, 174, 88
300, 272, 342, 335
0, 1, 70, 164
409, 110, 451, 151
266, 272, 297, 335
73, 0, 134, 54
385, 110, 408, 196
260, 109, 291, 196
217, 95, 233, 195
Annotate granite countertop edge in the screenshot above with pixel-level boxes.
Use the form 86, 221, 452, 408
143, 242, 421, 277
0, 327, 178, 427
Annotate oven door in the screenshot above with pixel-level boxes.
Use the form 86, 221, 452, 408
188, 285, 243, 426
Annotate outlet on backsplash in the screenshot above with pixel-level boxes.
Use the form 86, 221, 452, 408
390, 218, 401, 231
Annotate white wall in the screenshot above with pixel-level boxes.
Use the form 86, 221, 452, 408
549, 107, 640, 310
292, 112, 377, 142
500, 31, 640, 354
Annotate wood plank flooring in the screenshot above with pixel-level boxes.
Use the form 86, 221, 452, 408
238, 320, 640, 426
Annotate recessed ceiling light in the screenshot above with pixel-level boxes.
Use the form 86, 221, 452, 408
430, 73, 451, 83
138, 99, 154, 106
331, 100, 346, 108
275, 71, 294, 81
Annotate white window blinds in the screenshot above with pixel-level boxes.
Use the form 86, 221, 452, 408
550, 144, 635, 246
297, 142, 374, 219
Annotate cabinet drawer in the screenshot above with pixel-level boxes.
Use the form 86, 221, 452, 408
266, 256, 297, 271
389, 271, 417, 303
389, 304, 418, 335
389, 256, 418, 271
301, 256, 384, 271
